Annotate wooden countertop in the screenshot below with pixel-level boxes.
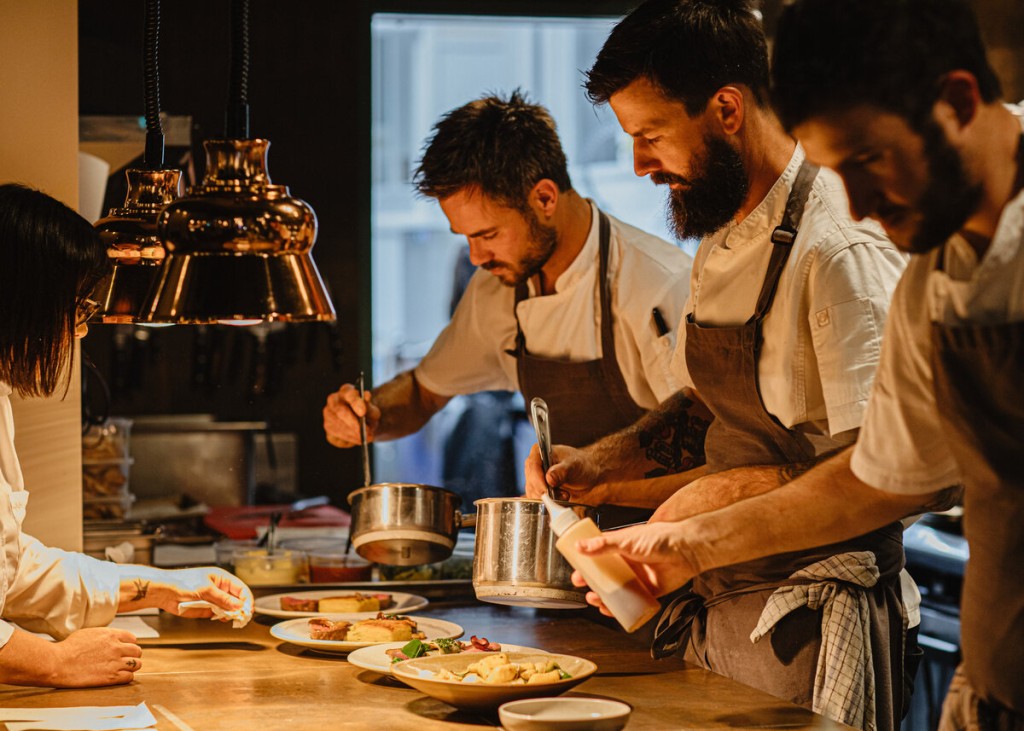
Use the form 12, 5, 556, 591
0, 601, 853, 730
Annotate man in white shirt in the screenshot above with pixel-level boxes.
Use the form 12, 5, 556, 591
568, 1, 1021, 729
524, 2, 913, 729
322, 91, 694, 516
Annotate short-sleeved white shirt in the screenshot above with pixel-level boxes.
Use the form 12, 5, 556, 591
414, 202, 693, 409
671, 146, 908, 440
852, 176, 1024, 493
0, 383, 119, 646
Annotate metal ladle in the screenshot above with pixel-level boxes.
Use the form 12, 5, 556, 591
530, 397, 559, 502
345, 371, 371, 556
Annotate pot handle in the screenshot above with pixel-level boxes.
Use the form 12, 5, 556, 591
456, 511, 477, 529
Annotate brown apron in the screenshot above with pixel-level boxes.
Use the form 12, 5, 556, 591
509, 210, 649, 527
653, 161, 907, 729
930, 165, 1024, 724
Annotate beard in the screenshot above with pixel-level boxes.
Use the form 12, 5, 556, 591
481, 211, 558, 287
654, 134, 749, 240
899, 118, 983, 254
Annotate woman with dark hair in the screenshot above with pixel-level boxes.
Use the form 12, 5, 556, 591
0, 183, 253, 688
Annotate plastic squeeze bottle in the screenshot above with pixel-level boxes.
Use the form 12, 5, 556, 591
542, 494, 661, 632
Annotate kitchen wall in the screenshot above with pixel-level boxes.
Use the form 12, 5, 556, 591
0, 1, 84, 551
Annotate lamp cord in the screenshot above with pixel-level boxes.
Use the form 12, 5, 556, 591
226, 0, 251, 139
143, 0, 165, 168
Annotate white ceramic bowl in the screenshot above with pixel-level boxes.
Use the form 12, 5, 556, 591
498, 697, 632, 731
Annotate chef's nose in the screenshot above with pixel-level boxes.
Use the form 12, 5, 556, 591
467, 240, 490, 267
632, 139, 660, 178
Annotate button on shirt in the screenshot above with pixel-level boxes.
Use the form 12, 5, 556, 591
1, 383, 119, 646
671, 146, 907, 441
415, 202, 693, 409
852, 168, 1024, 493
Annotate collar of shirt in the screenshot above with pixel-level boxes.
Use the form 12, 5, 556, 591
526, 200, 599, 297
707, 145, 806, 254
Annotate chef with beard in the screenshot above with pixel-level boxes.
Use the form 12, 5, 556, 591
323, 90, 694, 513
524, 2, 916, 729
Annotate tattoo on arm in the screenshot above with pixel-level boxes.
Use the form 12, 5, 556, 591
131, 579, 149, 601
776, 447, 846, 484
637, 392, 711, 478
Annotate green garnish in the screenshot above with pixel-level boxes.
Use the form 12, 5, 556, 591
390, 638, 427, 664
434, 638, 461, 654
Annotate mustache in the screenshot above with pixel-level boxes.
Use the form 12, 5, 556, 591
651, 171, 691, 187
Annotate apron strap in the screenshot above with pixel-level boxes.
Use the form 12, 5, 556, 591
749, 160, 820, 323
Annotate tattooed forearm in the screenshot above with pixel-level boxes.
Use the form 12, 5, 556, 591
637, 390, 712, 477
777, 447, 847, 484
131, 579, 150, 601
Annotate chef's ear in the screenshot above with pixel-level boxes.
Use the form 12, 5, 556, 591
529, 179, 560, 219
709, 86, 744, 137
933, 70, 981, 131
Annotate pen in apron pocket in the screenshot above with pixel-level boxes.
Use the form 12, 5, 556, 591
651, 307, 670, 336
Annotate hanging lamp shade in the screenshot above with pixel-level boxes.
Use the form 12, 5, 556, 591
141, 138, 336, 324
92, 168, 183, 323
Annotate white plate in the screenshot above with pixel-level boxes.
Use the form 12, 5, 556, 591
348, 642, 546, 677
254, 590, 429, 618
270, 614, 463, 654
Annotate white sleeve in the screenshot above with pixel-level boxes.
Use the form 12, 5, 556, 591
806, 237, 907, 436
1, 535, 120, 642
851, 266, 962, 493
414, 270, 517, 398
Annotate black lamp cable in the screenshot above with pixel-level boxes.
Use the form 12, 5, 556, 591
143, 0, 165, 169
225, 0, 251, 139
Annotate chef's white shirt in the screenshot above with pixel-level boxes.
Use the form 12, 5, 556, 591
671, 146, 907, 443
0, 383, 119, 647
414, 201, 693, 409
852, 153, 1024, 492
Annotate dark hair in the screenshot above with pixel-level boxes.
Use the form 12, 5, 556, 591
0, 183, 108, 397
586, 0, 769, 116
772, 0, 1002, 132
413, 90, 572, 210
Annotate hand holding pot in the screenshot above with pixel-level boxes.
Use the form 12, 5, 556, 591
323, 382, 381, 448
524, 443, 604, 504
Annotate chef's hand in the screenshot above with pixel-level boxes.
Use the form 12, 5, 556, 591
569, 522, 697, 615
524, 443, 605, 504
117, 566, 254, 624
52, 627, 143, 687
323, 383, 381, 448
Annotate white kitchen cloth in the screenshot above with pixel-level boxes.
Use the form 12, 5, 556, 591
108, 615, 160, 639
750, 550, 879, 731
0, 701, 156, 731
177, 596, 253, 628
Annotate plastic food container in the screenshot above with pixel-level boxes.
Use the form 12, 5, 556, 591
308, 552, 372, 583
214, 539, 259, 571
232, 548, 308, 586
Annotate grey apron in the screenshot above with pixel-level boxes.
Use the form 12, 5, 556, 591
653, 161, 906, 729
931, 139, 1024, 727
509, 210, 649, 527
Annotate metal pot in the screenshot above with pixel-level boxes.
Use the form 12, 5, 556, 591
348, 483, 473, 566
471, 497, 596, 609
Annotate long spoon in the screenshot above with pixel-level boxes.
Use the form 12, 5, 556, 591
530, 397, 557, 501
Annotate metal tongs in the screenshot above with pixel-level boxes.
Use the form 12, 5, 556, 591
530, 397, 561, 502
344, 371, 372, 557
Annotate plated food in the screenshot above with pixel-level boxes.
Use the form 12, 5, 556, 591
308, 613, 424, 643
269, 613, 462, 654
254, 590, 428, 619
390, 651, 597, 710
282, 591, 393, 613
347, 640, 546, 679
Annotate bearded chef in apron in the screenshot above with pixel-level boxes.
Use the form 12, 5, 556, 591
322, 91, 695, 522
525, 3, 918, 730
569, 3, 1024, 731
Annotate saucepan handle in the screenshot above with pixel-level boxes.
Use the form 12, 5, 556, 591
456, 511, 477, 529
